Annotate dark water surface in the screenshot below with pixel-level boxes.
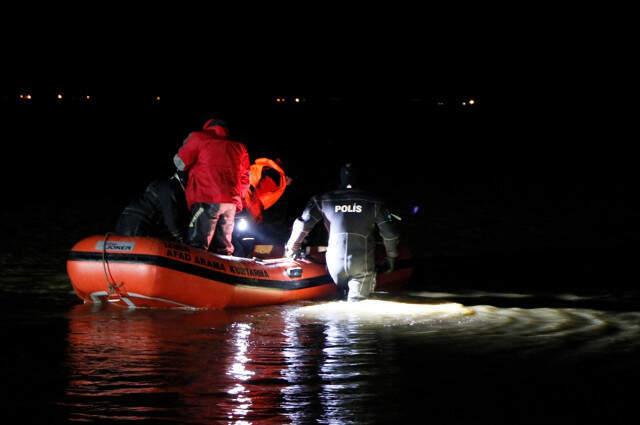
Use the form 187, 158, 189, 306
2, 264, 640, 424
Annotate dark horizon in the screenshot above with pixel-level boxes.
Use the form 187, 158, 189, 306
1, 86, 636, 278
1, 87, 629, 196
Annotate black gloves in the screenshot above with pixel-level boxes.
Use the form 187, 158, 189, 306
285, 246, 303, 259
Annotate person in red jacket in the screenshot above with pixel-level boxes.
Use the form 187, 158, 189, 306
173, 118, 250, 254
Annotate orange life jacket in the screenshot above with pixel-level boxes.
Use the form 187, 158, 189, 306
243, 158, 288, 220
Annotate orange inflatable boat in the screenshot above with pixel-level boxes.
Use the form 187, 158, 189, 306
67, 235, 412, 309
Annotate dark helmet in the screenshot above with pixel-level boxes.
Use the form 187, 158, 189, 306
340, 162, 359, 188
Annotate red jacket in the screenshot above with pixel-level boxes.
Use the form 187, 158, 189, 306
176, 124, 250, 211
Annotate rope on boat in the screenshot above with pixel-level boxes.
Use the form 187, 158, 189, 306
101, 232, 124, 298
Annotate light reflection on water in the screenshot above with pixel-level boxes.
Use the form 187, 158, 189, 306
55, 290, 640, 424
6, 265, 636, 423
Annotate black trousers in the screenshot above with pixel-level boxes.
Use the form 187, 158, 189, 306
114, 212, 154, 237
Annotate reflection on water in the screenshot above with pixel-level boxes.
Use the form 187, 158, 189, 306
56, 291, 640, 424
3, 265, 640, 423
294, 299, 474, 321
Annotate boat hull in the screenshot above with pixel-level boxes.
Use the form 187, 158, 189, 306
67, 235, 411, 309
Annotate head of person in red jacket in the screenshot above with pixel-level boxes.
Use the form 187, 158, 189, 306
202, 118, 230, 138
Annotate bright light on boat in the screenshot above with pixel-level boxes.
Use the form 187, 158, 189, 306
236, 218, 249, 232
293, 300, 473, 322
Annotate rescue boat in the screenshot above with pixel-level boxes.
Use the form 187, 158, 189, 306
67, 234, 413, 309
